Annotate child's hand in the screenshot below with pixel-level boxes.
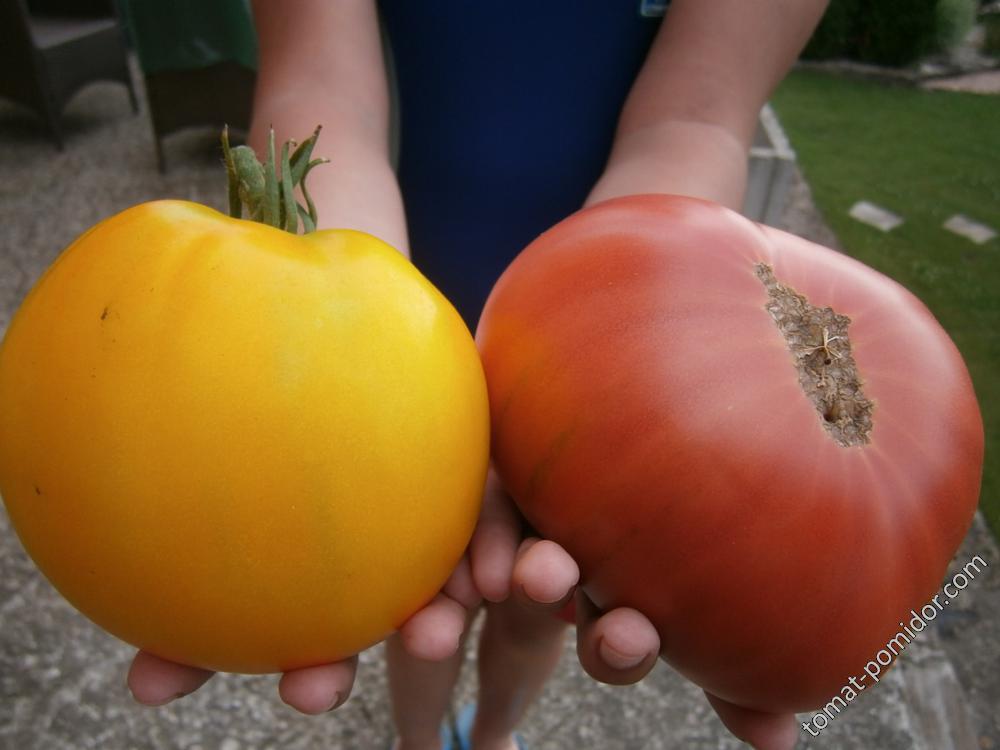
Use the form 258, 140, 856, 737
129, 563, 487, 715
470, 469, 799, 750
126, 568, 480, 714
468, 469, 663, 684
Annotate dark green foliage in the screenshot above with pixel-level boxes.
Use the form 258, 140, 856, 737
936, 0, 978, 51
803, 0, 956, 66
803, 0, 862, 60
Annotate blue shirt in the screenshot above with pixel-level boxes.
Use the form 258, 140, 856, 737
377, 3, 664, 327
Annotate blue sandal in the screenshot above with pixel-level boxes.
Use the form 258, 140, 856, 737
442, 721, 458, 750
454, 703, 527, 750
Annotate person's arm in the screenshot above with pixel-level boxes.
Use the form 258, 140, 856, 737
559, 4, 828, 748
127, 0, 574, 719
127, 0, 424, 716
248, 0, 409, 252
587, 0, 829, 211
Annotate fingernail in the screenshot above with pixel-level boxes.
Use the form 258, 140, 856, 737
145, 690, 187, 707
325, 692, 343, 712
598, 637, 649, 671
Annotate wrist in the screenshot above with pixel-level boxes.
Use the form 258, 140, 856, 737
586, 119, 748, 211
306, 153, 409, 254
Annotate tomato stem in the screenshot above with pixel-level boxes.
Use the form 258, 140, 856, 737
221, 125, 328, 233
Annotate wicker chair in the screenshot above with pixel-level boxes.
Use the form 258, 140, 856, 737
0, 0, 137, 148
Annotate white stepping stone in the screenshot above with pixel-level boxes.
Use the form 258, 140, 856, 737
943, 214, 997, 245
849, 201, 904, 232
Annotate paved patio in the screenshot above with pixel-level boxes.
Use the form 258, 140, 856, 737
1, 73, 998, 750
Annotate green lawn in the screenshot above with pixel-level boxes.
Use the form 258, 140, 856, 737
772, 69, 1000, 536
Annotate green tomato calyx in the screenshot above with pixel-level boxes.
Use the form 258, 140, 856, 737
221, 125, 328, 234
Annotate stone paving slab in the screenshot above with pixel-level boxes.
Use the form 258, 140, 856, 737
944, 214, 999, 245
923, 69, 1000, 94
848, 200, 905, 232
2, 70, 999, 750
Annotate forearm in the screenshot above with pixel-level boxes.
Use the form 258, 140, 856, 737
249, 0, 409, 254
588, 0, 827, 211
585, 119, 747, 210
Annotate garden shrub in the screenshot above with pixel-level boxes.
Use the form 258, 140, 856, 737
802, 0, 972, 66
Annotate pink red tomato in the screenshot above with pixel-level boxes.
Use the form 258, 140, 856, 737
477, 194, 983, 711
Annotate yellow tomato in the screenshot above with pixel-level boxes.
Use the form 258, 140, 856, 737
0, 200, 489, 673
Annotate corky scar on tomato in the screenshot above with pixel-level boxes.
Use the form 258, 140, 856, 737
754, 263, 874, 448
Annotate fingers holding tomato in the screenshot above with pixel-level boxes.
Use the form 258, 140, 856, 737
574, 592, 660, 686
468, 468, 524, 604
276, 659, 358, 715
127, 551, 479, 714
127, 650, 214, 707
511, 537, 579, 612
704, 692, 799, 750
